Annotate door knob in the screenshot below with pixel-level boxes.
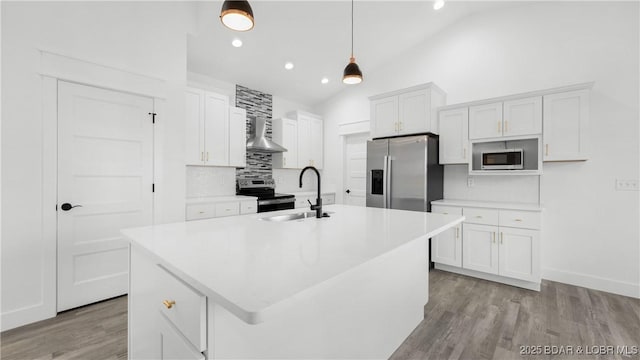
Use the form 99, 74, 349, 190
60, 203, 82, 211
345, 189, 351, 194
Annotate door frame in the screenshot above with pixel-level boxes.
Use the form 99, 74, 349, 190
41, 50, 165, 319
339, 120, 370, 205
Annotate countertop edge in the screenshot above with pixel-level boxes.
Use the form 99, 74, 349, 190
432, 199, 543, 212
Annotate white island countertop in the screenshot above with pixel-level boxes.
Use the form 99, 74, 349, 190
122, 204, 464, 325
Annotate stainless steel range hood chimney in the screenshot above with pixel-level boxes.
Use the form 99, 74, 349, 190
246, 117, 287, 153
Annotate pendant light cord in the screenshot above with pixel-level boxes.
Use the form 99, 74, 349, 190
351, 0, 354, 58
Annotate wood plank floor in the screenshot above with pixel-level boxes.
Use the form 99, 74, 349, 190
1, 295, 127, 360
2, 271, 638, 360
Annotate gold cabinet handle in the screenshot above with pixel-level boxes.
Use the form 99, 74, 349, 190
201, 152, 204, 161
455, 227, 459, 239
442, 212, 448, 215
500, 232, 504, 244
399, 122, 403, 131
514, 218, 523, 222
505, 120, 509, 133
497, 121, 501, 134
394, 122, 398, 132
545, 144, 549, 156
463, 148, 467, 159
163, 300, 176, 309
206, 152, 209, 161
475, 215, 483, 218
198, 211, 205, 214
284, 157, 286, 167
492, 232, 496, 243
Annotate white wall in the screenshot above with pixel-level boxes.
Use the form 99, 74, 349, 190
320, 2, 639, 297
1, 2, 196, 330
185, 72, 318, 195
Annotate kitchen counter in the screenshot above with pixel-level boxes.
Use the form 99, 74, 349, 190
123, 204, 463, 324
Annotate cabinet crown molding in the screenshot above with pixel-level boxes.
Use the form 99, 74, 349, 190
369, 82, 446, 101
438, 81, 594, 112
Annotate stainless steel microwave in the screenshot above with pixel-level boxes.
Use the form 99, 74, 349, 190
481, 149, 524, 170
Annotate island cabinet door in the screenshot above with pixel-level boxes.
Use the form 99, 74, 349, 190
159, 315, 205, 360
498, 228, 540, 282
462, 224, 499, 275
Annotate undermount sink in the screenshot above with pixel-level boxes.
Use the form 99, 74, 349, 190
260, 211, 333, 222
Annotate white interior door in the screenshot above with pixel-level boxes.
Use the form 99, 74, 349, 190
57, 81, 154, 311
343, 133, 369, 206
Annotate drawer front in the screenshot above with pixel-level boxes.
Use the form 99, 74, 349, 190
215, 202, 240, 217
186, 204, 216, 221
499, 210, 541, 230
322, 194, 335, 205
431, 205, 462, 216
240, 201, 257, 214
464, 207, 499, 225
157, 266, 207, 352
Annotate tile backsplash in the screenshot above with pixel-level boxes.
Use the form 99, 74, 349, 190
186, 166, 236, 198
235, 84, 273, 181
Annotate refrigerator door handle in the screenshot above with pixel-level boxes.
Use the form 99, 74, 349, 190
386, 156, 393, 208
382, 155, 388, 208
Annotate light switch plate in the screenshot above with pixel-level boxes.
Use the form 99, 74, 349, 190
615, 179, 639, 191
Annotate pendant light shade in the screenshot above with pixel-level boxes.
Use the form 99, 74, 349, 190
220, 0, 254, 32
343, 0, 363, 84
343, 57, 363, 84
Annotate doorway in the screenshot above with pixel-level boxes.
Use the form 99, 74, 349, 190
343, 132, 369, 206
57, 81, 154, 311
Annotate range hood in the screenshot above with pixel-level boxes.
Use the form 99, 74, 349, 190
246, 117, 287, 153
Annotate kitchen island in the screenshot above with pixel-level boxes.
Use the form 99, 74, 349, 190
123, 204, 464, 359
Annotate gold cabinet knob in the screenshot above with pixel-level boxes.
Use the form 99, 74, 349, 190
163, 300, 176, 309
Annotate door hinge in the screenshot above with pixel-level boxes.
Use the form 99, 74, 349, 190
149, 112, 157, 124
152, 183, 155, 192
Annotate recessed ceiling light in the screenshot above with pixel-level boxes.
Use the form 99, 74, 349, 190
433, 0, 445, 10
321, 77, 329, 84
284, 62, 294, 70
232, 39, 243, 47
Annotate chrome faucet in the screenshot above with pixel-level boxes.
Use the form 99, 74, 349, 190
299, 166, 326, 219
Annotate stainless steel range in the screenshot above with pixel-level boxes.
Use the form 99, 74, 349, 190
237, 179, 295, 213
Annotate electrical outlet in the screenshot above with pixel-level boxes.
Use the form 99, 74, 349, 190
615, 179, 639, 191
467, 177, 475, 188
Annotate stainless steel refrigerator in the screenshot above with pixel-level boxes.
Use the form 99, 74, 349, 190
366, 134, 443, 212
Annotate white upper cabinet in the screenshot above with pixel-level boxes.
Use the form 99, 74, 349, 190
543, 89, 589, 161
204, 92, 229, 166
503, 96, 542, 137
185, 86, 246, 167
438, 108, 469, 164
274, 111, 324, 169
370, 83, 446, 138
469, 102, 503, 139
469, 97, 542, 140
185, 88, 205, 165
229, 107, 247, 167
370, 97, 398, 138
399, 89, 430, 135
272, 118, 298, 169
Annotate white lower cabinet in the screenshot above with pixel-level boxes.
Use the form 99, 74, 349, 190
186, 199, 257, 221
462, 224, 499, 275
130, 246, 207, 360
498, 227, 540, 282
159, 315, 205, 360
431, 201, 541, 289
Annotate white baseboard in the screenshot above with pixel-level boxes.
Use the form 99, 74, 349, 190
542, 267, 640, 299
1, 302, 56, 332
435, 263, 541, 291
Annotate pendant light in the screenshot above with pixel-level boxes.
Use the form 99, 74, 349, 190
220, 0, 255, 32
343, 0, 363, 84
